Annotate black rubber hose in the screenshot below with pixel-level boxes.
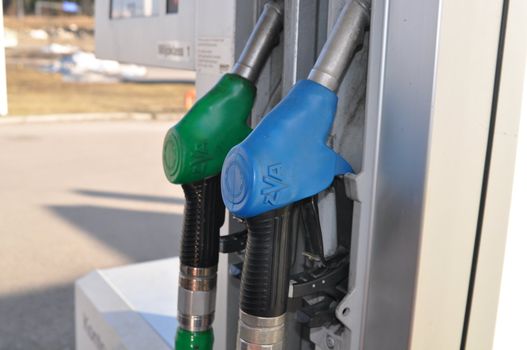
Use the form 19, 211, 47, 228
180, 175, 225, 268
240, 205, 292, 317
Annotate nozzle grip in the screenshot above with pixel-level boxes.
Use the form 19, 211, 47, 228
180, 175, 225, 268
240, 205, 293, 318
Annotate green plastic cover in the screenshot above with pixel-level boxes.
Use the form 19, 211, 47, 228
163, 74, 255, 184
175, 328, 213, 350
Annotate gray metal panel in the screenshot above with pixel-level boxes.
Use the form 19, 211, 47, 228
338, 0, 506, 349
364, 0, 441, 347
282, 0, 321, 91
334, 0, 443, 349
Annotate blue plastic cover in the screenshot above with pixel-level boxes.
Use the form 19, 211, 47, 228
221, 79, 352, 218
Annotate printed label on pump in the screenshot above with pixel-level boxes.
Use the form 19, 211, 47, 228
111, 0, 160, 18
157, 41, 192, 62
196, 37, 234, 75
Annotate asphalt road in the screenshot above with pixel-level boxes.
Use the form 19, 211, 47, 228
0, 120, 184, 350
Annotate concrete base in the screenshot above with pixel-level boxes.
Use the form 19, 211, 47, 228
75, 257, 229, 350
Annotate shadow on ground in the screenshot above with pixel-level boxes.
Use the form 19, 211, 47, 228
73, 189, 185, 205
47, 204, 182, 262
0, 189, 183, 350
50, 189, 183, 262
0, 284, 74, 350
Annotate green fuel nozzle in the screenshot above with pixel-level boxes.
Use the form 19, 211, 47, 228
163, 73, 255, 185
163, 1, 283, 185
162, 2, 284, 350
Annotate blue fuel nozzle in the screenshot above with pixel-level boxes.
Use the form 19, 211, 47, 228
221, 79, 352, 218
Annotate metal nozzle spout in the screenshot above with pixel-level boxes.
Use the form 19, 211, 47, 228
232, 1, 284, 83
308, 0, 371, 92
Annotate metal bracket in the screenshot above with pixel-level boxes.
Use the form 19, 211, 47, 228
289, 254, 349, 332
289, 262, 348, 299
342, 172, 363, 202
310, 323, 346, 350
296, 294, 337, 328
335, 290, 355, 330
220, 229, 248, 254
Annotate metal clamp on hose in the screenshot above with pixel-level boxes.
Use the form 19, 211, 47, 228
178, 266, 218, 332
238, 311, 286, 350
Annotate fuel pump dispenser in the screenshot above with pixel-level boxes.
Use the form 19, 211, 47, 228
161, 3, 283, 349
78, 0, 524, 348
221, 0, 370, 348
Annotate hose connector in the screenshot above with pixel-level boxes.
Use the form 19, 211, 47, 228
237, 311, 286, 350
177, 266, 217, 332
